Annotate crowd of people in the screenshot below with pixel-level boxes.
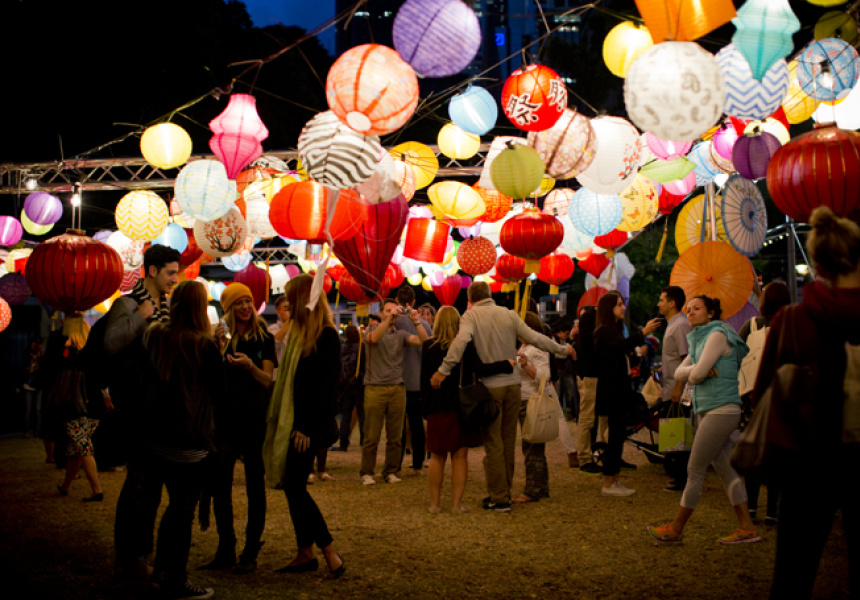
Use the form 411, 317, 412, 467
27, 206, 858, 600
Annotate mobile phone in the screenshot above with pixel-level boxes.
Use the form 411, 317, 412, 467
220, 319, 232, 340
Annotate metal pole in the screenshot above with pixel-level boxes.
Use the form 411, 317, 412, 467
786, 216, 798, 303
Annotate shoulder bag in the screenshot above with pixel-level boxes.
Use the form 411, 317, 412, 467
458, 362, 499, 432
522, 371, 559, 443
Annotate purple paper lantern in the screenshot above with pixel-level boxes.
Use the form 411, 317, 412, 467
23, 192, 63, 226
392, 0, 481, 78
0, 216, 23, 246
733, 131, 782, 181
0, 272, 31, 305
93, 230, 113, 242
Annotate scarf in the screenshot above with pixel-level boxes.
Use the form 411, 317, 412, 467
129, 279, 170, 323
262, 331, 302, 489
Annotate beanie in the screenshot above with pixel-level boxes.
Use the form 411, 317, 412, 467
220, 283, 253, 314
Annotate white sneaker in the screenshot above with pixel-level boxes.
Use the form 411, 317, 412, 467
360, 474, 376, 486
601, 481, 636, 497
307, 473, 315, 484
384, 474, 402, 484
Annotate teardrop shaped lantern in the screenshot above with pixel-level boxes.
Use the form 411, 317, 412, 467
731, 0, 800, 81
209, 94, 269, 179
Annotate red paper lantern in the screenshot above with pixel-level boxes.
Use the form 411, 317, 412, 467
537, 251, 575, 294
577, 286, 608, 313
432, 274, 462, 306
233, 263, 271, 310
499, 207, 564, 273
25, 230, 123, 314
338, 270, 390, 304
328, 263, 347, 282
495, 253, 528, 281
501, 64, 567, 132
729, 108, 789, 137
457, 236, 497, 276
594, 229, 628, 254
489, 280, 504, 294
658, 187, 686, 215
209, 94, 268, 179
402, 218, 450, 263
385, 263, 405, 290
179, 228, 203, 268
183, 261, 201, 281
579, 253, 610, 278
308, 271, 334, 295
473, 185, 513, 223
270, 182, 366, 244
766, 123, 860, 223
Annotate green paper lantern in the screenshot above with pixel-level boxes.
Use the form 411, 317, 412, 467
639, 157, 696, 184
731, 0, 800, 81
490, 144, 546, 200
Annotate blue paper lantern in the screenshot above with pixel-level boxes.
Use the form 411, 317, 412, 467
152, 223, 188, 254
174, 159, 237, 222
392, 0, 481, 78
222, 252, 252, 272
797, 38, 860, 103
567, 188, 622, 237
209, 281, 226, 301
688, 142, 720, 187
449, 86, 497, 136
731, 0, 800, 81
716, 44, 790, 120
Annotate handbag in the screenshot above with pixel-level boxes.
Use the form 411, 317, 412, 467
641, 374, 663, 407
658, 403, 693, 452
522, 371, 559, 443
739, 318, 769, 396
457, 365, 499, 432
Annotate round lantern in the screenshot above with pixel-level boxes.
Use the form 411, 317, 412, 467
140, 122, 193, 170
568, 188, 623, 236
501, 64, 567, 132
106, 231, 145, 272
389, 142, 439, 191
457, 236, 497, 276
25, 230, 123, 314
233, 263, 270, 311
115, 191, 169, 242
391, 160, 417, 201
594, 229, 628, 255
495, 253, 528, 280
269, 182, 366, 244
814, 11, 859, 46
543, 188, 575, 217
716, 44, 790, 121
222, 252, 253, 272
21, 211, 53, 236
437, 123, 480, 160
244, 198, 278, 239
766, 123, 860, 223
688, 141, 721, 186
392, 0, 480, 78
326, 44, 419, 136
603, 21, 654, 78
658, 187, 687, 215
23, 192, 63, 226
624, 41, 725, 142
0, 272, 31, 305
576, 116, 644, 194
473, 185, 512, 223
236, 164, 281, 196
209, 93, 268, 179
645, 133, 692, 160
193, 208, 248, 258
0, 297, 11, 332
152, 222, 188, 254
178, 228, 203, 268
0, 216, 24, 246
813, 82, 860, 130
449, 86, 497, 135
500, 207, 564, 272
796, 38, 860, 103
712, 126, 740, 160
537, 250, 575, 294
527, 108, 596, 179
617, 175, 659, 232
427, 181, 485, 221
119, 269, 141, 293
732, 130, 781, 180
297, 110, 382, 190
355, 152, 403, 205
175, 159, 237, 222
490, 143, 546, 199
431, 274, 462, 306
783, 59, 820, 124
403, 218, 451, 263
559, 214, 595, 259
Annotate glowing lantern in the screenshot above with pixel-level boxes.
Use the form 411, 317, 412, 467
473, 185, 512, 223
297, 110, 382, 190
732, 130, 781, 180
428, 181, 485, 221
495, 253, 528, 281
170, 199, 195, 229
119, 269, 140, 293
93, 290, 122, 314
175, 159, 237, 222
783, 59, 820, 124
5, 248, 32, 273
576, 116, 644, 194
625, 42, 725, 142
243, 198, 278, 239
543, 188, 575, 218
813, 82, 860, 130
222, 252, 253, 272
568, 188, 623, 236
501, 64, 567, 132
392, 0, 480, 78
326, 44, 419, 136
236, 164, 281, 196
618, 175, 659, 232
355, 152, 402, 205
449, 86, 497, 135
559, 214, 595, 259
114, 191, 169, 242
457, 236, 497, 276
766, 123, 860, 223
500, 207, 564, 272
193, 208, 248, 258
106, 231, 145, 272
269, 182, 366, 244
183, 261, 201, 281
634, 0, 736, 44
490, 143, 546, 199
796, 38, 860, 103
209, 94, 268, 179
437, 123, 480, 160
152, 222, 188, 254
403, 218, 450, 263
712, 126, 740, 160
716, 45, 790, 121
0, 216, 24, 246
432, 274, 462, 306
664, 171, 698, 196
269, 264, 289, 294
0, 298, 11, 332
391, 160, 417, 201
645, 133, 692, 161
21, 211, 52, 236
385, 263, 405, 290
140, 122, 192, 170
731, 0, 800, 81
25, 230, 123, 314
234, 263, 270, 311
537, 251, 575, 294
689, 141, 721, 186
389, 142, 438, 190
407, 273, 423, 286
527, 109, 595, 179
579, 253, 611, 278
603, 21, 654, 78
594, 229, 628, 256
658, 187, 687, 215
815, 11, 859, 46
23, 192, 63, 226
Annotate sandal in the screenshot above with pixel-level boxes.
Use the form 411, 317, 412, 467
647, 523, 683, 544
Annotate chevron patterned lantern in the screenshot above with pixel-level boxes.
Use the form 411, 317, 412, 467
731, 0, 800, 81
115, 191, 169, 242
716, 44, 790, 120
175, 159, 237, 222
297, 111, 382, 190
209, 94, 268, 179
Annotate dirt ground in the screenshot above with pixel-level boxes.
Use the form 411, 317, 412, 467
0, 423, 851, 600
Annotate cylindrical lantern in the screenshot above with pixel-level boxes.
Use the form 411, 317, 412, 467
716, 44, 790, 121
115, 191, 169, 242
473, 185, 512, 223
427, 181, 485, 221
326, 44, 419, 136
537, 250, 575, 294
23, 192, 63, 226
495, 253, 528, 281
457, 236, 497, 276
568, 188, 623, 236
269, 182, 366, 244
500, 207, 564, 272
175, 159, 237, 222
437, 123, 481, 160
732, 130, 781, 180
796, 37, 860, 103
297, 110, 382, 190
449, 86, 497, 135
152, 222, 188, 254
0, 216, 24, 246
193, 208, 248, 258
490, 143, 546, 199
141, 122, 193, 170
233, 263, 270, 311
645, 133, 692, 161
392, 0, 480, 78
501, 64, 567, 132
603, 21, 654, 78
576, 116, 644, 194
209, 93, 268, 179
402, 218, 451, 263
527, 108, 596, 179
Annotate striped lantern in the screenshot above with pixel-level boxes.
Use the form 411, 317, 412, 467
175, 159, 237, 222
391, 160, 417, 202
23, 192, 63, 226
449, 86, 497, 136
689, 141, 721, 186
490, 143, 546, 200
576, 117, 644, 194
501, 64, 567, 132
527, 108, 596, 179
222, 252, 252, 272
500, 207, 564, 273
495, 253, 528, 281
568, 188, 623, 236
457, 236, 497, 276
716, 44, 790, 120
473, 185, 512, 223
338, 270, 390, 305
355, 151, 402, 205
209, 94, 268, 179
796, 37, 860, 103
297, 110, 382, 190
115, 191, 169, 242
193, 208, 248, 258
645, 133, 692, 160
140, 122, 193, 170
119, 269, 141, 293
269, 182, 366, 244
537, 251, 575, 294
731, 0, 799, 81
326, 44, 419, 136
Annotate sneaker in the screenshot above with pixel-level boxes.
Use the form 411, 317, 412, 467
481, 496, 491, 509
601, 481, 636, 497
384, 474, 402, 484
160, 581, 215, 600
484, 502, 511, 512
307, 473, 315, 484
647, 523, 683, 544
360, 474, 376, 486
567, 452, 580, 468
718, 528, 761, 545
620, 459, 638, 470
318, 472, 335, 481
579, 462, 603, 475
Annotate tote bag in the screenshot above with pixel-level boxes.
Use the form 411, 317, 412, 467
658, 403, 693, 452
739, 318, 769, 396
522, 372, 559, 443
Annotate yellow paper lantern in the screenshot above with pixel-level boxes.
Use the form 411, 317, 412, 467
391, 160, 417, 201
782, 59, 819, 124
407, 272, 423, 286
115, 191, 170, 242
617, 174, 659, 232
244, 173, 303, 205
428, 181, 486, 221
536, 175, 556, 197
20, 210, 53, 236
603, 21, 654, 78
814, 11, 859, 46
94, 289, 122, 314
140, 123, 193, 170
437, 123, 481, 160
389, 142, 439, 190
743, 118, 790, 145
421, 275, 433, 291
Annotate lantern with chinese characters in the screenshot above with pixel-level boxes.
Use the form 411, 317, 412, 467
618, 175, 659, 232
635, 0, 736, 44
0, 216, 23, 246
437, 123, 480, 160
449, 86, 497, 135
473, 185, 512, 223
716, 45, 790, 121
428, 181, 485, 222
193, 208, 248, 258
457, 236, 497, 276
269, 182, 365, 244
603, 21, 654, 78
175, 159, 237, 222
624, 41, 725, 142
495, 253, 528, 281
501, 64, 567, 132
326, 44, 419, 136
731, 0, 799, 81
645, 133, 692, 160
25, 230, 123, 314
209, 94, 268, 179
766, 123, 860, 222
152, 222, 188, 254
233, 263, 270, 311
796, 38, 860, 103
23, 192, 63, 226
115, 191, 169, 242
500, 207, 564, 273
297, 110, 382, 190
733, 130, 781, 180
140, 122, 192, 170
537, 251, 575, 294
576, 117, 644, 194
527, 109, 595, 179
490, 143, 546, 200
568, 188, 623, 236
0, 297, 10, 332
403, 218, 450, 263
431, 274, 462, 306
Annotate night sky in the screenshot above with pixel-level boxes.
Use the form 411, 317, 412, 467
242, 0, 336, 54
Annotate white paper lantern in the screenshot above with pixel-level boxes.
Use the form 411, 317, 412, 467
812, 82, 860, 130
222, 252, 253, 272
244, 198, 278, 239
175, 159, 237, 222
269, 264, 289, 294
716, 44, 790, 120
576, 117, 644, 194
567, 188, 623, 236
558, 213, 595, 259
106, 231, 145, 273
193, 208, 248, 258
354, 151, 402, 204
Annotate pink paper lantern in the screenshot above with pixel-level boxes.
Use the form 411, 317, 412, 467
712, 126, 739, 160
663, 171, 697, 196
0, 216, 23, 246
209, 94, 269, 179
645, 132, 692, 160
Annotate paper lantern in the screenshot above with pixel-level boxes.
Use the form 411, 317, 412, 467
537, 251, 575, 294
244, 198, 278, 239
152, 222, 188, 254
732, 130, 781, 180
731, 0, 800, 81
338, 270, 390, 305
664, 171, 698, 196
796, 38, 860, 103
473, 185, 512, 223
389, 142, 438, 190
427, 181, 485, 221
558, 214, 595, 259
578, 253, 610, 278
392, 0, 480, 78
175, 159, 237, 222
384, 263, 405, 290
114, 191, 169, 242
618, 175, 659, 232
634, 0, 736, 44
209, 94, 268, 179
495, 253, 528, 281
402, 218, 450, 263
783, 59, 820, 124
457, 236, 497, 276
500, 207, 564, 272
269, 182, 366, 244
23, 192, 63, 226
0, 297, 11, 332
542, 188, 575, 218
119, 269, 141, 293
25, 230, 123, 314
4, 248, 32, 274
815, 11, 859, 46
432, 274, 462, 306
766, 123, 860, 223
355, 151, 402, 205
568, 188, 623, 236
449, 86, 497, 135
437, 123, 481, 160
658, 187, 687, 215
297, 110, 382, 190
176, 228, 202, 268
193, 208, 248, 258
813, 82, 860, 130
490, 143, 546, 199
222, 252, 253, 272
639, 156, 696, 183
233, 263, 270, 311
326, 44, 419, 136
603, 21, 654, 78
594, 229, 628, 254
527, 109, 596, 179
688, 141, 721, 186
624, 42, 725, 142
21, 211, 53, 236
0, 272, 31, 305
106, 231, 145, 272
501, 64, 567, 132
716, 45, 790, 121
0, 216, 24, 246
645, 133, 692, 161
140, 122, 192, 170
576, 116, 644, 194
712, 126, 739, 160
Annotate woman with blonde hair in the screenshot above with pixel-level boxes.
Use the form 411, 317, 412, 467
265, 274, 344, 577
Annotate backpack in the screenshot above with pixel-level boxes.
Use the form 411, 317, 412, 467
739, 318, 768, 396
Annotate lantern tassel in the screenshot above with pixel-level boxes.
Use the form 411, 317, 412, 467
550, 285, 559, 295
520, 279, 532, 320
656, 221, 669, 262
524, 259, 540, 274
355, 333, 362, 379
357, 303, 369, 318
514, 280, 521, 316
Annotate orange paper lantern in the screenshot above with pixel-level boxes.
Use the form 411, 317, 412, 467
403, 218, 451, 263
457, 236, 498, 276
269, 182, 366, 244
501, 64, 567, 132
634, 0, 737, 44
473, 185, 513, 223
